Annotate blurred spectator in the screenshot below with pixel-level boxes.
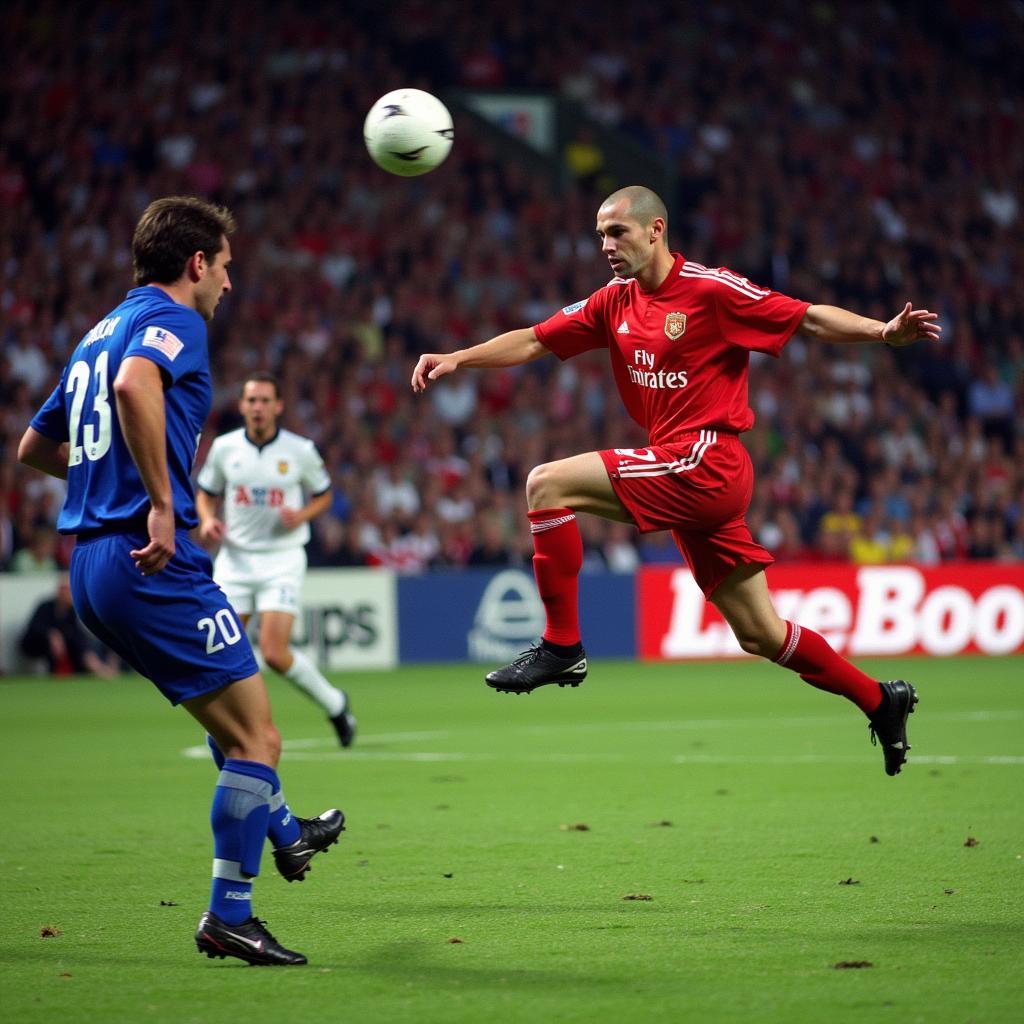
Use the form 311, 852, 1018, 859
468, 515, 514, 567
886, 518, 916, 563
1, 0, 1021, 574
966, 515, 1001, 560
373, 461, 421, 522
602, 523, 641, 573
19, 576, 119, 678
910, 513, 941, 566
817, 490, 861, 557
10, 527, 59, 574
308, 515, 368, 568
564, 128, 606, 190
850, 511, 889, 565
879, 414, 930, 476
968, 366, 1015, 447
768, 509, 809, 564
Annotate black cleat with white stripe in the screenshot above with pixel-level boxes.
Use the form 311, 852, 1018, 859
486, 642, 588, 695
195, 911, 307, 966
273, 808, 346, 882
868, 680, 919, 776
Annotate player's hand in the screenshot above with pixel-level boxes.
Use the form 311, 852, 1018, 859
411, 353, 459, 392
131, 506, 176, 575
279, 507, 304, 530
198, 517, 225, 544
882, 302, 942, 348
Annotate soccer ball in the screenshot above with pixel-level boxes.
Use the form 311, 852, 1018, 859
363, 89, 454, 177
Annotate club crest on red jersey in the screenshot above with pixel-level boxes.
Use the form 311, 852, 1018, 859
277, 460, 289, 475
664, 312, 687, 340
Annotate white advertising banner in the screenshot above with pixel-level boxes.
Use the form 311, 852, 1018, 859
278, 568, 397, 670
0, 568, 397, 674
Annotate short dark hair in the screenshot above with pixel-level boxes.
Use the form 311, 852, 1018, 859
132, 196, 236, 286
600, 185, 668, 233
241, 371, 281, 398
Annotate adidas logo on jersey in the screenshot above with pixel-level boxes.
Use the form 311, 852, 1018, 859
616, 321, 630, 334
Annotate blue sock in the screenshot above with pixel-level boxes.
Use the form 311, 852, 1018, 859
268, 784, 301, 849
206, 736, 297, 848
209, 759, 277, 925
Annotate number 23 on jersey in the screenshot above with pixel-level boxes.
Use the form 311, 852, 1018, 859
66, 352, 112, 466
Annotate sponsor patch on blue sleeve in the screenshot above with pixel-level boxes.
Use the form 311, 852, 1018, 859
142, 325, 184, 361
561, 298, 588, 316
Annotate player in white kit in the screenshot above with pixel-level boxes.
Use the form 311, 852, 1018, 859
197, 372, 356, 747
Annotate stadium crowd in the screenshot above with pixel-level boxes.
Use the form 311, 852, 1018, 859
2, 0, 1021, 574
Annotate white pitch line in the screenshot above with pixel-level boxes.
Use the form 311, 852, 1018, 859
183, 744, 1024, 767
282, 750, 638, 763
521, 709, 1024, 735
182, 711, 1021, 760
318, 751, 1021, 766
328, 730, 452, 746
286, 750, 467, 762
671, 754, 1024, 766
181, 729, 452, 760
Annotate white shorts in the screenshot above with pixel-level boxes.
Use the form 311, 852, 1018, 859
213, 545, 307, 617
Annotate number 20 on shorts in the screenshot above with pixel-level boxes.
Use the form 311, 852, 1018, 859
198, 609, 243, 654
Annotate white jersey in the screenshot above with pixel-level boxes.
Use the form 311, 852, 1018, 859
197, 428, 331, 553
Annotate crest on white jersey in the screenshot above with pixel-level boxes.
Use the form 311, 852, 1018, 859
664, 312, 687, 340
278, 460, 289, 475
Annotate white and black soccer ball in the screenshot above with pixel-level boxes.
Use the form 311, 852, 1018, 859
363, 89, 454, 177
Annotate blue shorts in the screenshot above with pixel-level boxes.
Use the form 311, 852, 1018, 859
70, 529, 259, 705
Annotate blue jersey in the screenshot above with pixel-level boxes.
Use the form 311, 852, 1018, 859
30, 286, 212, 534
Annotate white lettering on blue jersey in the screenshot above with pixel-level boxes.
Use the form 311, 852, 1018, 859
30, 287, 211, 534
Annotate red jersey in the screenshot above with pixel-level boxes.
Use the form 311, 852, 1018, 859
534, 253, 809, 442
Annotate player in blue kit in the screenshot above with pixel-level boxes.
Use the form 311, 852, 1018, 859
18, 196, 344, 966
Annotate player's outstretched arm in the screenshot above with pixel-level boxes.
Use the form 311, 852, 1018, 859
113, 356, 176, 575
800, 302, 941, 347
411, 328, 548, 392
18, 428, 70, 480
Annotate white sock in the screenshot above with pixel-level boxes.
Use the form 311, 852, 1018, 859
284, 649, 346, 718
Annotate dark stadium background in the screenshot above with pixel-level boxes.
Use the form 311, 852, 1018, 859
2, 0, 1021, 576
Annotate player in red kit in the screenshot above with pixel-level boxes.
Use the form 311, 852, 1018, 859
411, 186, 941, 776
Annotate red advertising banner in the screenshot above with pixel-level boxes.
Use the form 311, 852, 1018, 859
638, 563, 1024, 659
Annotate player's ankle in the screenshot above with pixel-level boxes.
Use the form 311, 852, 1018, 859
541, 637, 583, 657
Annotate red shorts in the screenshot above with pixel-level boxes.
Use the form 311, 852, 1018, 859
599, 430, 773, 598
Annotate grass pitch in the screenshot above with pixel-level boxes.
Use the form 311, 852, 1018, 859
2, 655, 1022, 1023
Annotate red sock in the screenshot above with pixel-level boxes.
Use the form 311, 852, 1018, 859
528, 507, 583, 646
773, 621, 882, 714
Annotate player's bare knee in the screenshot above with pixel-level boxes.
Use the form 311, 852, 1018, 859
526, 463, 564, 510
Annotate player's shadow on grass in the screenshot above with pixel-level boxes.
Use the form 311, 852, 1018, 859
330, 938, 615, 988
328, 899, 675, 919
0, 947, 181, 968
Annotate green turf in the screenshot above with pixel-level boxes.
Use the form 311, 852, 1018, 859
2, 655, 1022, 1023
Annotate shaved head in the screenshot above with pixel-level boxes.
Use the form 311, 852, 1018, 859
599, 185, 668, 231
595, 184, 674, 289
